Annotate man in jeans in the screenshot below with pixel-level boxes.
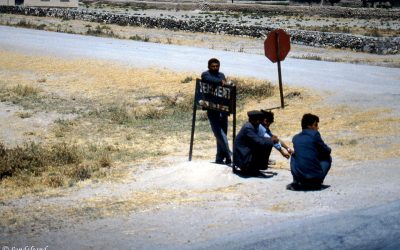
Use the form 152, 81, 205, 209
288, 113, 332, 191
201, 58, 231, 165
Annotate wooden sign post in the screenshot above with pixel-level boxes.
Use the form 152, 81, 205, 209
264, 29, 291, 109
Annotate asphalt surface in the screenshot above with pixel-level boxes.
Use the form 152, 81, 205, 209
190, 199, 400, 250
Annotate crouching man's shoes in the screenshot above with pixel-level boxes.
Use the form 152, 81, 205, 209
286, 182, 303, 191
287, 181, 329, 191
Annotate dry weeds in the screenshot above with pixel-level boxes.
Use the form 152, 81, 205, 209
0, 49, 399, 228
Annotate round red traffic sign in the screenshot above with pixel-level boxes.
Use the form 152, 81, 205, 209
264, 29, 291, 63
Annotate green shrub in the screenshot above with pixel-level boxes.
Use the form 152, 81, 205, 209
0, 142, 49, 179
129, 34, 150, 42
181, 76, 193, 84
109, 106, 132, 124
236, 81, 275, 100
16, 112, 33, 119
50, 142, 82, 166
0, 141, 83, 180
135, 106, 166, 119
365, 28, 382, 37
162, 95, 193, 113
86, 25, 115, 37
37, 24, 47, 30
43, 173, 65, 188
12, 84, 39, 97
98, 154, 112, 168
86, 105, 132, 124
67, 164, 92, 181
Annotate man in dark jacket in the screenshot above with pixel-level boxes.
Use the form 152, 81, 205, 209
288, 113, 332, 191
201, 58, 231, 165
233, 110, 279, 175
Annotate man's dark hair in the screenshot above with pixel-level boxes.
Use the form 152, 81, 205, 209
247, 110, 263, 123
261, 110, 274, 123
301, 113, 319, 129
208, 58, 220, 67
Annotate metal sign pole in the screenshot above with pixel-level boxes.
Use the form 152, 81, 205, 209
232, 85, 237, 145
188, 83, 198, 161
232, 85, 237, 162
275, 33, 285, 109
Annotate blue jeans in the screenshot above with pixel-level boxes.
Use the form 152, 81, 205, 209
320, 160, 331, 181
207, 110, 231, 163
291, 159, 332, 185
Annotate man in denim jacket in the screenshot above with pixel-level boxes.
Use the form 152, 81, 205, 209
201, 58, 232, 165
288, 113, 332, 191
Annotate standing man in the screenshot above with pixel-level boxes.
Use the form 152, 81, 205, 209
201, 58, 232, 165
288, 113, 332, 191
233, 110, 279, 176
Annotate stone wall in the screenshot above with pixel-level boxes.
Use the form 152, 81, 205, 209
1, 6, 398, 54
212, 4, 400, 19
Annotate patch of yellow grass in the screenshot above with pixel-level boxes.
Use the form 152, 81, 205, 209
267, 201, 298, 213
1, 49, 399, 203
0, 50, 196, 98
80, 189, 202, 217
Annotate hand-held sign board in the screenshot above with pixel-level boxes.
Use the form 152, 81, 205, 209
264, 29, 290, 108
188, 79, 237, 161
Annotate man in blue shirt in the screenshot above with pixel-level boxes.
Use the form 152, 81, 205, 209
288, 113, 332, 191
201, 58, 231, 165
259, 110, 293, 161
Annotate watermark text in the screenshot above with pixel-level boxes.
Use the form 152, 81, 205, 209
2, 246, 49, 250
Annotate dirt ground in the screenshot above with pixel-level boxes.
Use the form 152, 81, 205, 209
1, 4, 400, 249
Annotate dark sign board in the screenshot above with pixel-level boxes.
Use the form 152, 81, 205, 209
194, 79, 236, 114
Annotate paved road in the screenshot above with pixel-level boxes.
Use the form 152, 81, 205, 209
1, 26, 399, 111
190, 199, 400, 250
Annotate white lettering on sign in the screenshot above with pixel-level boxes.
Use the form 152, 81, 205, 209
198, 100, 230, 112
199, 82, 231, 100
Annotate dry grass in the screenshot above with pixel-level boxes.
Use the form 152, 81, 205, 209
267, 201, 297, 212
0, 49, 399, 216
265, 99, 400, 164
